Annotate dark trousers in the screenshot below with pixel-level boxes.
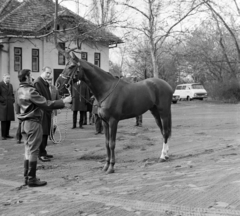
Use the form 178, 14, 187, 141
1, 121, 11, 138
73, 111, 86, 127
95, 114, 103, 133
22, 121, 42, 162
136, 115, 143, 126
16, 122, 22, 141
39, 135, 48, 157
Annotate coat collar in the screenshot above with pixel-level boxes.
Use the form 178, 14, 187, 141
1, 81, 10, 90
39, 77, 49, 87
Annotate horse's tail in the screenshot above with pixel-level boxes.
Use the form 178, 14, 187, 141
161, 108, 172, 143
168, 111, 172, 138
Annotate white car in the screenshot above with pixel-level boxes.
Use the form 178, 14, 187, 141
172, 93, 180, 104
173, 83, 207, 101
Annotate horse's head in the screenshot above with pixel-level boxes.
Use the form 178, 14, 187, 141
55, 52, 83, 96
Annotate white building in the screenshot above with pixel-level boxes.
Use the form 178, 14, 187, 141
0, 0, 122, 90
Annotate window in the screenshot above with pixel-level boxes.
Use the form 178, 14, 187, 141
81, 52, 88, 61
182, 86, 186, 90
94, 52, 101, 67
176, 86, 182, 90
14, 47, 22, 71
58, 42, 65, 65
32, 49, 39, 72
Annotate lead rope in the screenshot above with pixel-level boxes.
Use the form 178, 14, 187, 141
49, 86, 72, 144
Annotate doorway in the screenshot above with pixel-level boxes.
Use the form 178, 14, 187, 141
53, 69, 63, 85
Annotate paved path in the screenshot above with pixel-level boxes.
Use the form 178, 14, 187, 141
1, 101, 240, 216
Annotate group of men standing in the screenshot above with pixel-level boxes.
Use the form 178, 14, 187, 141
0, 66, 104, 187
0, 68, 72, 187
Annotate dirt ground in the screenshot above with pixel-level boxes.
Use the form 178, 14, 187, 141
1, 100, 240, 216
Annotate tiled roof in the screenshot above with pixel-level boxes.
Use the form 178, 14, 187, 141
0, 0, 123, 44
0, 0, 21, 20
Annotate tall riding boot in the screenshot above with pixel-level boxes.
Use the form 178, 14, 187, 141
23, 159, 29, 185
28, 161, 47, 187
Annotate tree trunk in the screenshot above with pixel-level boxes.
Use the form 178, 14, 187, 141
149, 43, 158, 78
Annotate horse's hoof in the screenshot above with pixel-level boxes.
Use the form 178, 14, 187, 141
159, 158, 167, 162
165, 156, 169, 159
106, 169, 115, 174
102, 166, 108, 172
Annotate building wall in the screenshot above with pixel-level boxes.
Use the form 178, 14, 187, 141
0, 37, 110, 91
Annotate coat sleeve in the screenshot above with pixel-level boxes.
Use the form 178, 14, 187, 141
10, 84, 15, 103
29, 88, 65, 111
0, 84, 5, 103
34, 81, 42, 95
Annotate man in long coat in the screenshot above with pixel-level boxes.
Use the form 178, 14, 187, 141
0, 74, 15, 140
71, 81, 89, 129
34, 66, 52, 162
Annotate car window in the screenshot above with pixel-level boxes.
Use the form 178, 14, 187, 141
192, 84, 204, 89
176, 86, 182, 90
182, 86, 186, 90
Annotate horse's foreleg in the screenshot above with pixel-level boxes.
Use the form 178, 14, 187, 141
107, 120, 118, 174
102, 121, 110, 172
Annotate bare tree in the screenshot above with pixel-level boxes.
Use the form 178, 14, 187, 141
119, 0, 205, 78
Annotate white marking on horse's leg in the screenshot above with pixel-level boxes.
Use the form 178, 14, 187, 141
160, 142, 169, 160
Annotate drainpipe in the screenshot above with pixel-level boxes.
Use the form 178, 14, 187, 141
7, 38, 10, 75
42, 38, 44, 69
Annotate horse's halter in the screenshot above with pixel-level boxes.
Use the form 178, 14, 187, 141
59, 62, 80, 96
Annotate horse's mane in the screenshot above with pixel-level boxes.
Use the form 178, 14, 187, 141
79, 58, 118, 80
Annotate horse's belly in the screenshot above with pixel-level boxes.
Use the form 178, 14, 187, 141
120, 98, 153, 119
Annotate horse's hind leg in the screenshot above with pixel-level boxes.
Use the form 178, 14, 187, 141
159, 114, 171, 162
102, 121, 110, 172
150, 106, 171, 162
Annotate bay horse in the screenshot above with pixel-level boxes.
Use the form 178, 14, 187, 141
56, 53, 173, 174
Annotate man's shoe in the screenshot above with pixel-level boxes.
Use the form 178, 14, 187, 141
6, 135, 13, 139
71, 126, 76, 129
46, 154, 53, 158
28, 177, 47, 187
17, 140, 22, 144
39, 156, 51, 162
79, 126, 83, 129
2, 137, 7, 140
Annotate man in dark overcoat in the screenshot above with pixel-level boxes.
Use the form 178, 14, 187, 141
0, 73, 15, 140
34, 66, 52, 162
71, 81, 89, 129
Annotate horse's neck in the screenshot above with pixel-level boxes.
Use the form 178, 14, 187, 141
81, 62, 115, 102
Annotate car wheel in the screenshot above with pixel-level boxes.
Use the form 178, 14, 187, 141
186, 96, 190, 101
172, 101, 177, 104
